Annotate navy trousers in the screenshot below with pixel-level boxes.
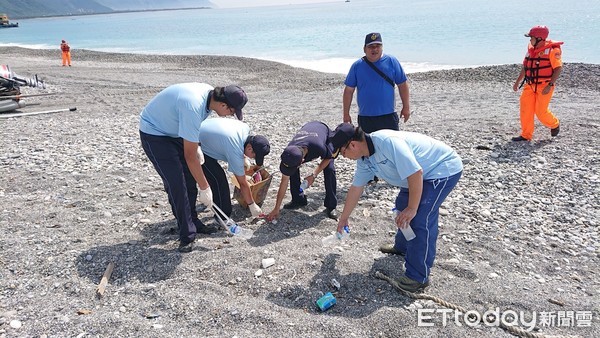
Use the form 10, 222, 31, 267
357, 112, 400, 133
289, 159, 337, 210
202, 154, 232, 222
140, 131, 198, 244
393, 172, 462, 284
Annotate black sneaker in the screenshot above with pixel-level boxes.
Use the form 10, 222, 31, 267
194, 219, 219, 234
551, 125, 560, 137
178, 241, 194, 253
395, 275, 429, 293
283, 199, 308, 210
511, 135, 528, 142
325, 208, 339, 220
379, 243, 405, 256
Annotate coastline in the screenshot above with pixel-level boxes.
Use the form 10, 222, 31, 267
0, 47, 598, 337
9, 7, 212, 20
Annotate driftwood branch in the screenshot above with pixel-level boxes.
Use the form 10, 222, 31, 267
96, 262, 115, 298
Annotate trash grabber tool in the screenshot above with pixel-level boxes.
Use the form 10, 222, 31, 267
212, 204, 232, 230
0, 92, 57, 100
0, 107, 76, 119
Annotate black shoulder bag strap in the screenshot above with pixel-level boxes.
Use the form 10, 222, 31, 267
362, 56, 394, 87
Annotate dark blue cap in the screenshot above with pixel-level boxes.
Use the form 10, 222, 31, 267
223, 85, 247, 120
365, 32, 382, 46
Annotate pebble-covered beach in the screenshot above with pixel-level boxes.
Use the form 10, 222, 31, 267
0, 47, 598, 337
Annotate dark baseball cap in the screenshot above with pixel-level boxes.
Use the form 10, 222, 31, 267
249, 135, 270, 166
223, 85, 247, 120
329, 123, 355, 157
279, 145, 304, 177
365, 32, 382, 46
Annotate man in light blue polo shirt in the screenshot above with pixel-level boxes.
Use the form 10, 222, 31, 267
335, 126, 463, 293
198, 118, 270, 223
139, 83, 248, 253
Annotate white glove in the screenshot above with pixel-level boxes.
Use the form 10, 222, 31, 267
198, 186, 213, 208
249, 202, 262, 217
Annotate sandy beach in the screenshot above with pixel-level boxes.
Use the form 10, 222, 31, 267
0, 47, 598, 337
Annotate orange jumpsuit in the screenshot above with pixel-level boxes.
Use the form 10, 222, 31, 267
518, 40, 562, 140
61, 42, 71, 66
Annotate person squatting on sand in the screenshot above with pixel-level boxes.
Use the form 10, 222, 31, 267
512, 25, 562, 141
197, 118, 270, 228
335, 126, 463, 293
139, 83, 248, 252
266, 122, 355, 222
60, 39, 71, 67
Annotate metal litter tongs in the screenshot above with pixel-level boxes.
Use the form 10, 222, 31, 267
212, 204, 253, 240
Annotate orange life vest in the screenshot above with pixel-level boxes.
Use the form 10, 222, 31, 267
61, 43, 70, 52
523, 40, 563, 84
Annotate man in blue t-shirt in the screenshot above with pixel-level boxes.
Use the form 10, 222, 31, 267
344, 32, 411, 185
139, 83, 248, 253
198, 118, 270, 223
343, 32, 410, 135
266, 122, 354, 221
334, 126, 463, 293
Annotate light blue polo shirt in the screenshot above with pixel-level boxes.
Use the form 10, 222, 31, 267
198, 118, 250, 176
352, 130, 463, 188
139, 83, 213, 142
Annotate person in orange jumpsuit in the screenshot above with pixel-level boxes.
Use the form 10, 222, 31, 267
512, 25, 562, 141
60, 39, 71, 67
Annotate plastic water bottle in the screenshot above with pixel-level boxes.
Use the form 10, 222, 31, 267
322, 225, 350, 246
226, 219, 253, 240
299, 179, 309, 193
392, 208, 416, 241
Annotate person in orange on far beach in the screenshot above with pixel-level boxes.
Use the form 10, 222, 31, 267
60, 39, 71, 66
512, 25, 562, 141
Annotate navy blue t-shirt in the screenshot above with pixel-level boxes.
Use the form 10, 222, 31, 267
287, 121, 334, 162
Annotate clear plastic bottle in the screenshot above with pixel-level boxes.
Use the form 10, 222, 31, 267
226, 219, 253, 239
299, 179, 309, 193
392, 208, 416, 241
322, 225, 350, 246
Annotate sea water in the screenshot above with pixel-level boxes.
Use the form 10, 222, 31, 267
1, 0, 598, 74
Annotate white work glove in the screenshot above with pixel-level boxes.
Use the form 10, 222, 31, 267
249, 202, 262, 217
198, 186, 213, 208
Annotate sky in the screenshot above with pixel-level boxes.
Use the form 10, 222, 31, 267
212, 0, 333, 8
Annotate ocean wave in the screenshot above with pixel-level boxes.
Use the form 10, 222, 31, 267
265, 57, 477, 74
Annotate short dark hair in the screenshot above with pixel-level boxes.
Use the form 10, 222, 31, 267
350, 126, 365, 142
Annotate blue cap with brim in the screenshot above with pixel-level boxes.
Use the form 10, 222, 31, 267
250, 135, 270, 166
279, 145, 303, 176
224, 85, 247, 120
365, 32, 382, 46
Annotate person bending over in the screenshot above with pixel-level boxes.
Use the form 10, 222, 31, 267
139, 83, 248, 252
335, 126, 462, 293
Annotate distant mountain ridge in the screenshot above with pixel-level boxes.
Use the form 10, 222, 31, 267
96, 0, 214, 11
0, 0, 214, 19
